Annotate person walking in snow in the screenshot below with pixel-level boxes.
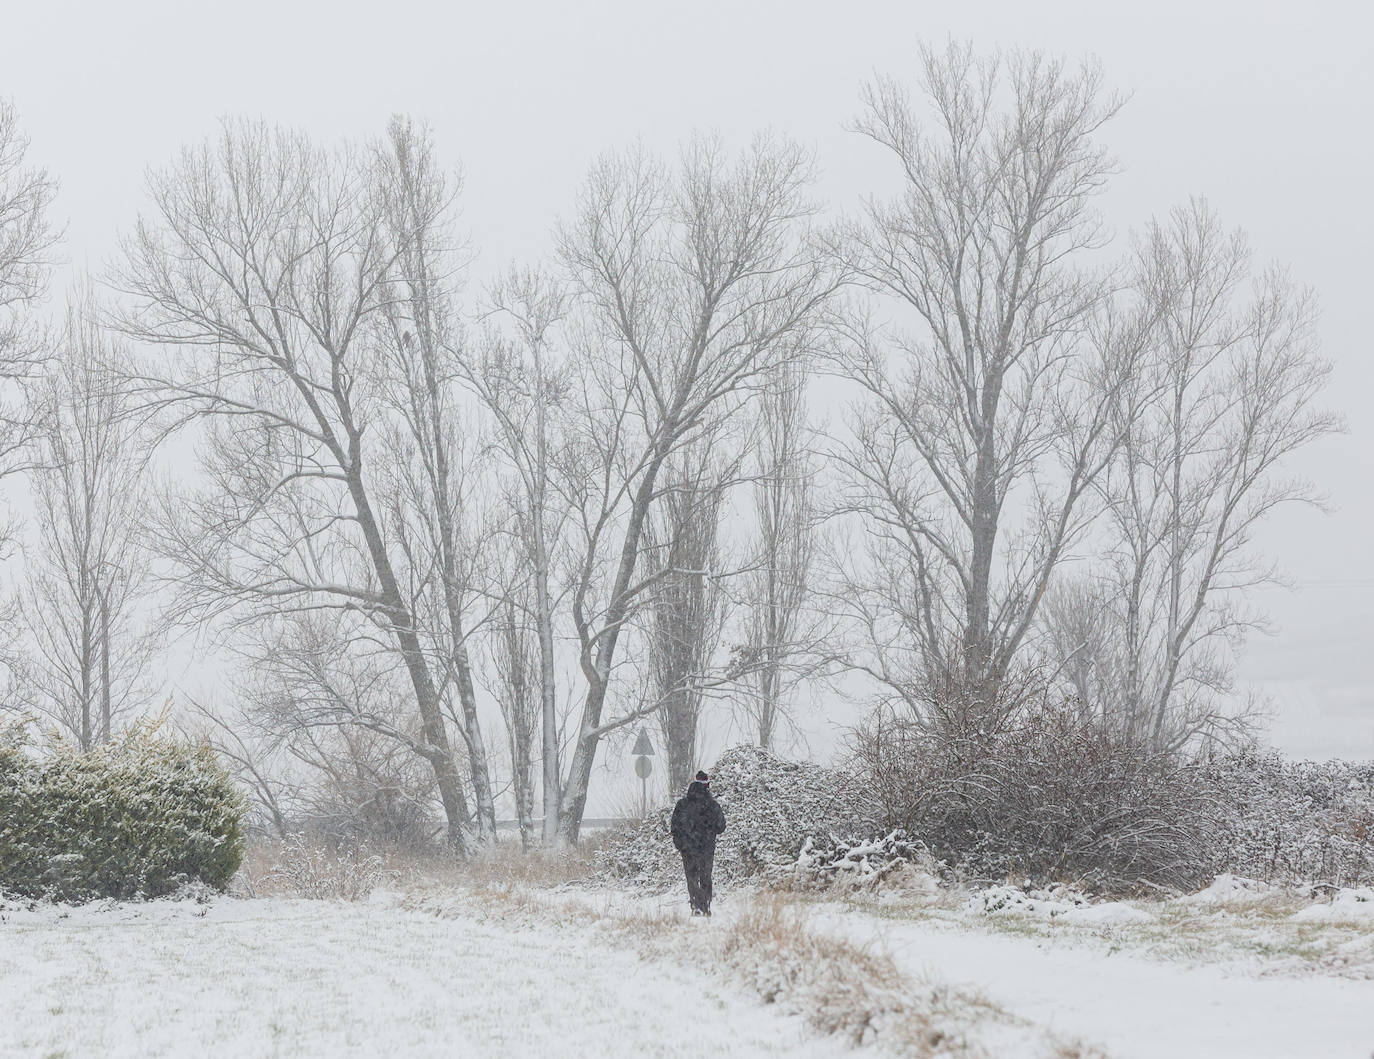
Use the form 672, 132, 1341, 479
670, 769, 727, 916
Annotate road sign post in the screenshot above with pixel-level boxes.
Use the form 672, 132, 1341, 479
631, 728, 654, 816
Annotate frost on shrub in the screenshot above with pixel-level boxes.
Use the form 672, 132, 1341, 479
850, 693, 1374, 892
0, 720, 46, 890
594, 744, 880, 887
0, 719, 245, 900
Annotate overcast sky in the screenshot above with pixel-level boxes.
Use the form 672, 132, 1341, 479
6, 0, 1372, 760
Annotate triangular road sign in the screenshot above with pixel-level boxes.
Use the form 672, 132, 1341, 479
632, 728, 654, 757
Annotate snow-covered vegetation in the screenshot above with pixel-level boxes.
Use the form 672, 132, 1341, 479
5, 868, 1372, 1059
596, 745, 879, 887
1198, 752, 1374, 886
597, 742, 1374, 898
0, 24, 1368, 1059
0, 36, 1345, 860
0, 719, 243, 899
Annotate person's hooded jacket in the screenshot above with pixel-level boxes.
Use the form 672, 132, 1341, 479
671, 780, 726, 857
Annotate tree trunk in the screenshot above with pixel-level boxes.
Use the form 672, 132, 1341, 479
558, 450, 669, 844
99, 585, 111, 744
537, 560, 561, 846
347, 464, 471, 852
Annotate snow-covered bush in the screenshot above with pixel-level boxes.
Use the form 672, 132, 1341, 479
1196, 752, 1374, 887
791, 830, 942, 892
853, 693, 1219, 892
234, 837, 391, 900
852, 681, 1374, 892
0, 719, 244, 900
594, 744, 880, 887
1289, 886, 1374, 923
1181, 873, 1279, 906
964, 882, 1086, 917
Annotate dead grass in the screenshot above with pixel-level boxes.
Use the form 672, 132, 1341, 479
230, 838, 396, 900
711, 894, 918, 1046
453, 837, 603, 889
231, 834, 605, 902
607, 894, 1108, 1057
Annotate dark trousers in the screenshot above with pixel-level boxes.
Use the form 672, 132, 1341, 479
681, 851, 714, 914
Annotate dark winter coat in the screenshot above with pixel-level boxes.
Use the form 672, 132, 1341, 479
670, 782, 726, 857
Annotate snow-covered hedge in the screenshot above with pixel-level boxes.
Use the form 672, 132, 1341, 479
854, 698, 1224, 892
594, 744, 880, 887
593, 740, 1374, 895
0, 720, 245, 899
1199, 752, 1374, 888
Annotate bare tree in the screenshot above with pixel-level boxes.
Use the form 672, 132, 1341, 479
485, 590, 541, 848
371, 117, 498, 840
236, 613, 441, 845
182, 692, 297, 838
0, 98, 56, 438
645, 441, 734, 794
836, 42, 1140, 724
1043, 200, 1337, 749
112, 121, 475, 850
737, 360, 819, 749
23, 291, 155, 748
0, 101, 58, 707
552, 134, 837, 841
460, 268, 570, 845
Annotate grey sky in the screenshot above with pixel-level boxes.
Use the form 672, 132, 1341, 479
6, 0, 1372, 760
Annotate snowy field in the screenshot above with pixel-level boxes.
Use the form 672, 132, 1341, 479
0, 894, 840, 1059
827, 901, 1374, 1059
2, 883, 1372, 1058
540, 882, 1374, 1059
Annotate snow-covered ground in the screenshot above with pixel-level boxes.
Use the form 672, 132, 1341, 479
4, 882, 1372, 1058
837, 907, 1374, 1059
0, 893, 843, 1059
574, 883, 1374, 1059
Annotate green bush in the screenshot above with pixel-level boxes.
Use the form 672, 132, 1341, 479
0, 719, 245, 900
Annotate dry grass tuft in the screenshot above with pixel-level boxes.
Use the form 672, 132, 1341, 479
715, 894, 909, 1045
231, 838, 395, 900
232, 833, 606, 903
453, 839, 601, 890
583, 891, 1049, 1056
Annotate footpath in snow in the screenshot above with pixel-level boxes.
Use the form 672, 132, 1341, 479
610, 886, 1374, 1059
0, 894, 844, 1059
836, 910, 1374, 1059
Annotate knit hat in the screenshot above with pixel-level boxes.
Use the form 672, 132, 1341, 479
694, 770, 710, 786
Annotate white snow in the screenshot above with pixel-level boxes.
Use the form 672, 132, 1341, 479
961, 883, 1154, 923
1059, 901, 1156, 926
1181, 874, 1280, 906
577, 885, 1374, 1059
0, 894, 846, 1059
1291, 887, 1374, 924
6, 881, 1374, 1059
817, 905, 1374, 1059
